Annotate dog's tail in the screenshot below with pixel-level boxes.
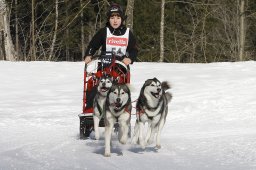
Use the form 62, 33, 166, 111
165, 92, 172, 103
162, 81, 171, 91
162, 81, 172, 103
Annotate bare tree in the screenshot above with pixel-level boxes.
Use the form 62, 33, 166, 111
125, 0, 134, 30
31, 0, 36, 60
213, 0, 243, 61
15, 0, 19, 57
80, 0, 85, 61
0, 0, 16, 61
239, 0, 245, 61
49, 0, 59, 61
159, 0, 165, 62
65, 0, 70, 61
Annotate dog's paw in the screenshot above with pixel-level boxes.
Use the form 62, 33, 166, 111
147, 139, 154, 145
131, 138, 138, 145
94, 134, 100, 140
119, 138, 127, 145
104, 153, 111, 157
120, 141, 126, 145
156, 145, 161, 149
140, 142, 146, 149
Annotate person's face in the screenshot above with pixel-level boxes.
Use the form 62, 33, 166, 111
109, 14, 122, 29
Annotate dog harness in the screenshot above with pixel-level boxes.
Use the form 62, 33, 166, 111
95, 99, 105, 119
110, 104, 131, 134
137, 95, 165, 121
109, 104, 131, 123
113, 105, 131, 117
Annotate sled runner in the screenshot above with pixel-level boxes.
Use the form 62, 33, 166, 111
78, 52, 130, 139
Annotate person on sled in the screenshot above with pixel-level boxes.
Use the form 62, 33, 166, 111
83, 2, 138, 109
84, 2, 138, 65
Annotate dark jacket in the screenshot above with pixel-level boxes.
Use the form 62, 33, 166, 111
85, 23, 138, 63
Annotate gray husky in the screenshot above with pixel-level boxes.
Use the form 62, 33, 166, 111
93, 74, 113, 140
132, 78, 172, 149
104, 83, 132, 157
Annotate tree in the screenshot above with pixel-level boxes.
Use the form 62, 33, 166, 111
3, 0, 256, 62
239, 0, 245, 61
48, 0, 59, 61
125, 0, 134, 30
0, 0, 16, 61
80, 0, 85, 60
31, 0, 36, 60
15, 0, 19, 56
159, 0, 165, 62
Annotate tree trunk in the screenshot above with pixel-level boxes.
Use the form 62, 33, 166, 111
125, 0, 134, 30
49, 0, 59, 61
65, 27, 70, 61
0, 0, 16, 61
239, 0, 245, 61
64, 0, 70, 61
80, 0, 85, 61
15, 0, 19, 57
0, 30, 5, 60
159, 0, 165, 62
31, 0, 36, 60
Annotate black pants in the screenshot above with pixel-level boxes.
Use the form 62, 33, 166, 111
85, 86, 97, 109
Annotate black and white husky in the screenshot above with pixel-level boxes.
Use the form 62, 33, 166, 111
104, 83, 132, 157
132, 78, 172, 149
93, 74, 113, 140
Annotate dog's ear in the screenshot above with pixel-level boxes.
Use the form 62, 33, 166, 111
153, 77, 157, 81
108, 83, 116, 93
139, 79, 150, 97
126, 84, 135, 92
155, 78, 163, 86
102, 71, 107, 77
113, 76, 120, 84
144, 79, 152, 86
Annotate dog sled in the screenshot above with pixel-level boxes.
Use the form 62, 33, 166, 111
78, 52, 130, 139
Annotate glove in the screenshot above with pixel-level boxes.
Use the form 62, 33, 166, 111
122, 57, 131, 65
84, 56, 92, 64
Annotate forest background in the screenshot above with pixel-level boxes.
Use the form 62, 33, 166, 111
1, 0, 256, 63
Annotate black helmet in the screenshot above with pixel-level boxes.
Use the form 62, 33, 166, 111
107, 3, 125, 20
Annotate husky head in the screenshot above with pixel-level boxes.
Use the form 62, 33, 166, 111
107, 83, 131, 111
141, 78, 164, 99
97, 74, 113, 97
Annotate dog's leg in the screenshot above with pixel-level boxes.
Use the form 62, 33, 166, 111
147, 115, 161, 145
145, 121, 152, 145
138, 122, 146, 149
93, 115, 100, 140
147, 127, 157, 145
118, 114, 130, 144
104, 114, 114, 157
119, 123, 128, 144
155, 117, 165, 149
131, 120, 139, 144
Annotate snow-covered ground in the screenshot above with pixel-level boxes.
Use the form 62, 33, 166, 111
0, 61, 255, 170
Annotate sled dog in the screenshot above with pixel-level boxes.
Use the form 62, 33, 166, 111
132, 78, 172, 149
104, 83, 132, 157
93, 74, 113, 140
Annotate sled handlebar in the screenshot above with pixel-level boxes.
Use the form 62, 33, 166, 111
84, 54, 126, 71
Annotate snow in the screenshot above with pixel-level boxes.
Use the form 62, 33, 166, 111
0, 61, 256, 170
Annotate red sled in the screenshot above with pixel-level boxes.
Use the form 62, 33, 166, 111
78, 53, 130, 139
